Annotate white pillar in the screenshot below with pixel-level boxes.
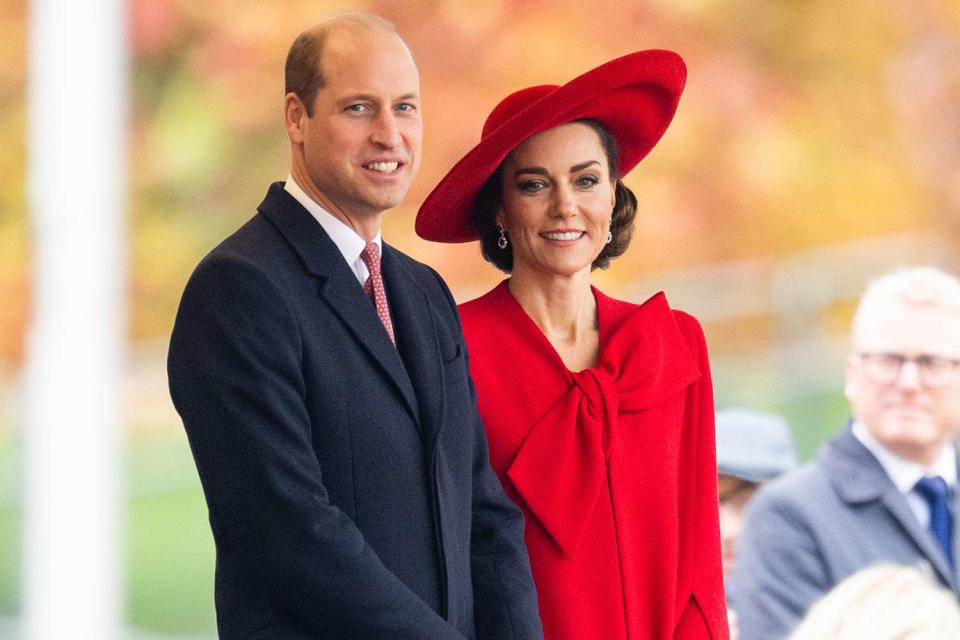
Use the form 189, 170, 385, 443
23, 0, 127, 638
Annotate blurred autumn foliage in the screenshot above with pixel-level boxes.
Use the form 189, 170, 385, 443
2, 0, 960, 370
2, 1, 960, 633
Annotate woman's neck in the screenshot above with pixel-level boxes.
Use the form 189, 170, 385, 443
508, 268, 599, 370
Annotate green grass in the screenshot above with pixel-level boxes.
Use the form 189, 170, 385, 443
0, 430, 20, 615
711, 357, 851, 463
776, 389, 851, 461
126, 433, 216, 635
0, 429, 217, 636
0, 507, 17, 614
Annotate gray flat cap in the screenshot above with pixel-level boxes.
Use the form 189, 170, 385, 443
716, 408, 798, 482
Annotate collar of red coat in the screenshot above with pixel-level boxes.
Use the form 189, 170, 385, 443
498, 285, 702, 557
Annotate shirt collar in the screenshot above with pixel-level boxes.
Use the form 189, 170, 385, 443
852, 421, 957, 492
284, 175, 381, 268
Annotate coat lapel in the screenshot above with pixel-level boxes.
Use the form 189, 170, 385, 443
823, 427, 957, 588
880, 491, 955, 587
952, 460, 960, 586
381, 245, 444, 452
256, 183, 420, 425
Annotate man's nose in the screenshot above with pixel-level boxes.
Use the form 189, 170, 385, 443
370, 111, 402, 148
895, 359, 923, 390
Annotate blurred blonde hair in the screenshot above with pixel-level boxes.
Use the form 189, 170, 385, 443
789, 563, 960, 640
851, 266, 960, 342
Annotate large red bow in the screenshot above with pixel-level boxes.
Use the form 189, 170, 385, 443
506, 294, 700, 558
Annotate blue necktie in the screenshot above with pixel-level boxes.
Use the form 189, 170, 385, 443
915, 475, 955, 570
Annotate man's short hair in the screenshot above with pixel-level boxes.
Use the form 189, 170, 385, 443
284, 13, 406, 117
851, 267, 960, 341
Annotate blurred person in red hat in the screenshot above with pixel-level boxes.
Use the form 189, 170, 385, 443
417, 51, 728, 640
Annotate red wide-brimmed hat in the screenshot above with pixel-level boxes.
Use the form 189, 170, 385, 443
416, 49, 686, 243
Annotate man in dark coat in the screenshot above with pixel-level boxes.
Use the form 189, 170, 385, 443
167, 14, 542, 640
729, 267, 960, 640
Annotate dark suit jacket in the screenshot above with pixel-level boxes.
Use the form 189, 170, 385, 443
728, 425, 960, 640
168, 183, 542, 640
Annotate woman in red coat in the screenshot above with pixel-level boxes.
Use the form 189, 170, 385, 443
416, 51, 728, 640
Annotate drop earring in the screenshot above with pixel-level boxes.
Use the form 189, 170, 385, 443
497, 222, 509, 250
606, 230, 613, 245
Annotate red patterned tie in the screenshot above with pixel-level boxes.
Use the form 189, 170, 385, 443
360, 242, 395, 345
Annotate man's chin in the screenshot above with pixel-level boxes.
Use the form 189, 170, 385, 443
359, 189, 411, 215
879, 424, 946, 461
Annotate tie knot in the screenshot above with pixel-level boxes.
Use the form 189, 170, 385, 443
360, 242, 381, 274
916, 475, 950, 502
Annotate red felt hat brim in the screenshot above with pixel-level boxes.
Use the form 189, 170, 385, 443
416, 49, 687, 243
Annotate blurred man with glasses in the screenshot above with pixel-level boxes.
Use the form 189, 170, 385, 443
730, 267, 960, 640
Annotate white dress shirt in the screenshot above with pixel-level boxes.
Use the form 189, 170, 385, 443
852, 421, 957, 529
284, 175, 381, 285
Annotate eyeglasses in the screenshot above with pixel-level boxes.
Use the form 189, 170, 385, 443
857, 352, 960, 389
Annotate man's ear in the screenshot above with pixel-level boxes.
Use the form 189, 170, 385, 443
284, 92, 308, 145
844, 353, 859, 410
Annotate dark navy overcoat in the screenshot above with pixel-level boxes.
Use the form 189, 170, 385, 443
168, 183, 542, 639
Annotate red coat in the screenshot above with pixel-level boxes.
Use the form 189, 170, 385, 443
459, 281, 728, 640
